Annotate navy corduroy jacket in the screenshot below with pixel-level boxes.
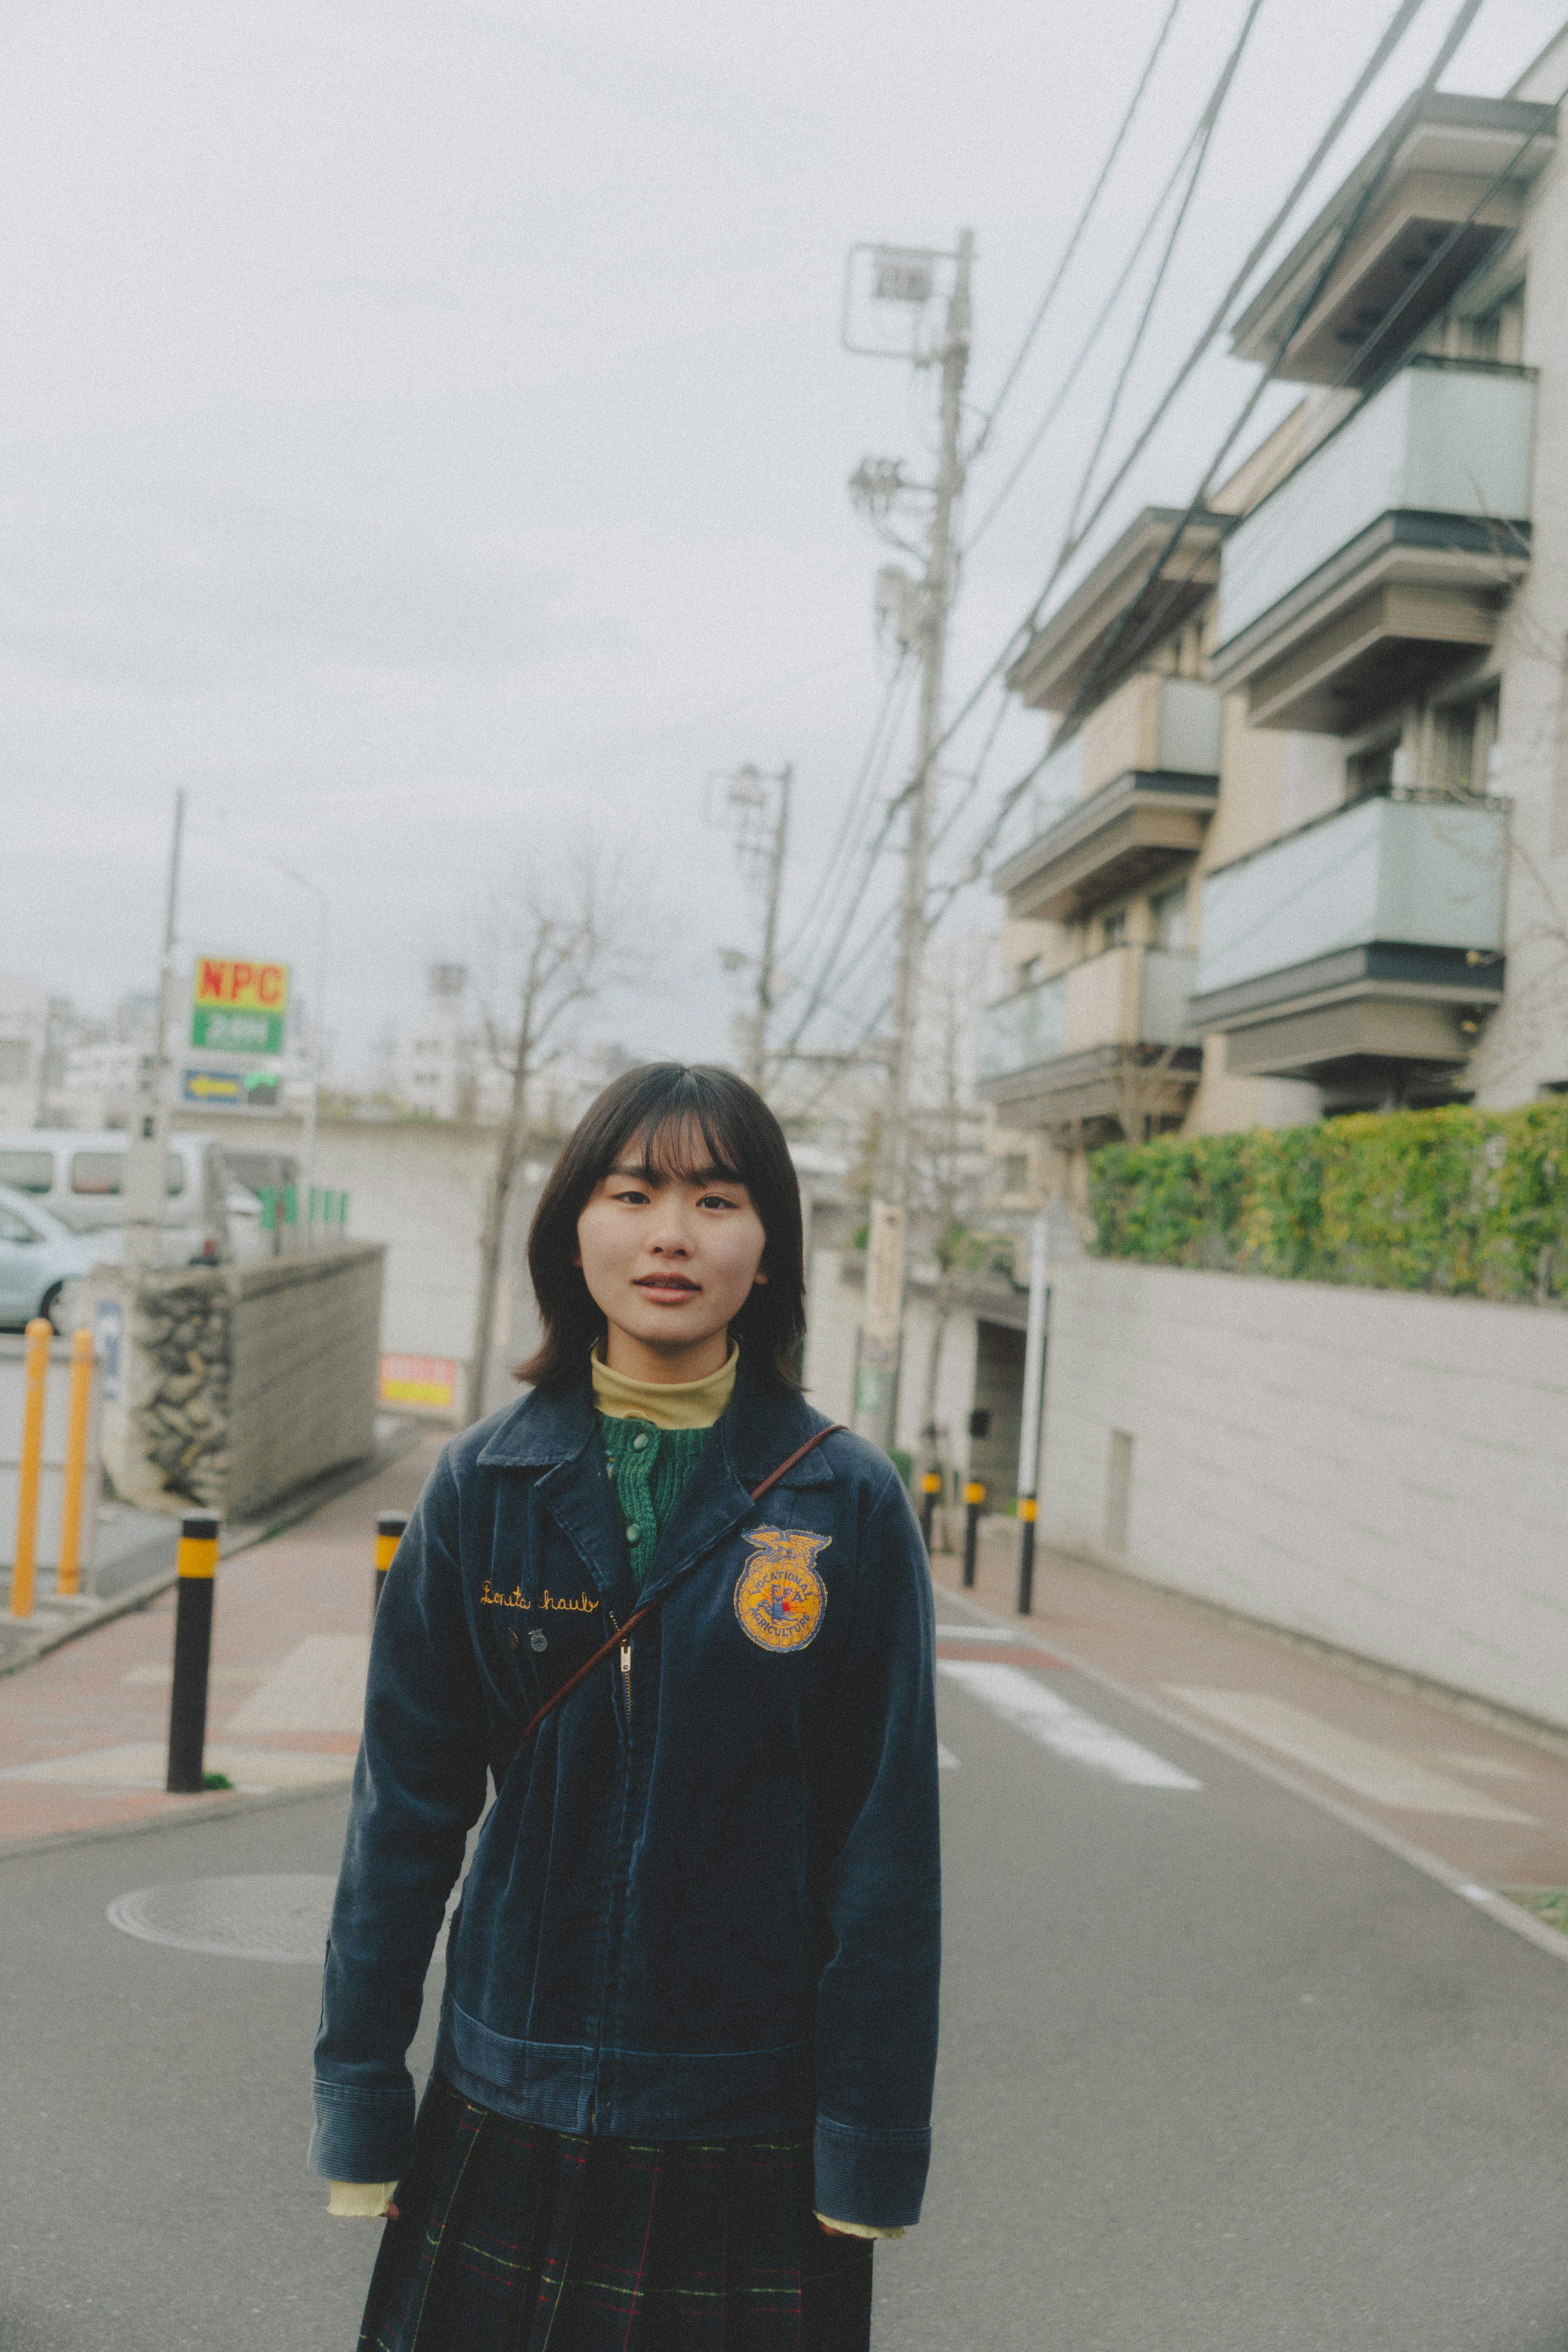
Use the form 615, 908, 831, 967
309, 1361, 941, 2228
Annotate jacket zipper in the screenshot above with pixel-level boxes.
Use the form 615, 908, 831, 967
620, 1638, 632, 1712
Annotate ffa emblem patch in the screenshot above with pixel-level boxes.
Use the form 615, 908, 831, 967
733, 1526, 830, 1654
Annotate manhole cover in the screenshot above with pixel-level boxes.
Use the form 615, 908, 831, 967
106, 1874, 336, 1962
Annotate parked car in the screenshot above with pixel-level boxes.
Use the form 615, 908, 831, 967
0, 1184, 96, 1331
0, 1130, 259, 1266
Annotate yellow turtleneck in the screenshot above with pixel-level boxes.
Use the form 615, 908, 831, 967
589, 1342, 737, 1430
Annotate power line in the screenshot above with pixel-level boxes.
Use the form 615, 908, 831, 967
778, 655, 913, 977
935, 0, 1494, 954
970, 0, 1189, 460
935, 0, 1441, 758
964, 104, 1212, 553
1057, 0, 1270, 558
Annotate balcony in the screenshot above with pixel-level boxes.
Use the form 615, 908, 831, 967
1209, 359, 1533, 733
1189, 792, 1508, 1081
993, 678, 1222, 921
980, 947, 1201, 1137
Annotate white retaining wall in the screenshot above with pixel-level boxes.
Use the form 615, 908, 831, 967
1040, 1257, 1568, 1730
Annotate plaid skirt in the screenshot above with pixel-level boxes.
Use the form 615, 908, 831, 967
358, 2076, 874, 2352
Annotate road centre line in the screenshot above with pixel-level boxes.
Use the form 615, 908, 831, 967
932, 1587, 1568, 1970
938, 1660, 1202, 1790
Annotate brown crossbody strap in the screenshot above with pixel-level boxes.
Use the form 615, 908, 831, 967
508, 1422, 846, 1762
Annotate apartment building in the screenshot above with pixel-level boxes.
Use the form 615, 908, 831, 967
983, 40, 1568, 1198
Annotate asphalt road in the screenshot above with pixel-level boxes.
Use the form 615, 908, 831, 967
4, 1624, 1568, 2350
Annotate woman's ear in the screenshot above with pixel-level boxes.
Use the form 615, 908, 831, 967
752, 1266, 768, 1286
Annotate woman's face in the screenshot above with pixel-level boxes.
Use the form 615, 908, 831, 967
575, 1140, 767, 1373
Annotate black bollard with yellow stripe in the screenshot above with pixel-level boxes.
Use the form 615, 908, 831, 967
375, 1511, 408, 1620
1016, 1494, 1038, 1616
166, 1512, 220, 1794
962, 1480, 985, 1588
918, 1469, 941, 1554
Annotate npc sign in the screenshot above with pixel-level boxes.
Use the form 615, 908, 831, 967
190, 957, 290, 1055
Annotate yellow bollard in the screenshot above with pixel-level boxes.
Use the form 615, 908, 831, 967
56, 1327, 96, 1598
11, 1318, 52, 1620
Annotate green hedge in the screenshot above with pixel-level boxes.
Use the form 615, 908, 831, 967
1088, 1103, 1568, 1300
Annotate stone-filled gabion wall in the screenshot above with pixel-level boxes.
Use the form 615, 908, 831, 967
131, 1270, 232, 1511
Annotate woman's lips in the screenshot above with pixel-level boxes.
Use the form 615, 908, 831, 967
634, 1276, 699, 1304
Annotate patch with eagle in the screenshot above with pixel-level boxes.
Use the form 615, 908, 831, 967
733, 1526, 831, 1654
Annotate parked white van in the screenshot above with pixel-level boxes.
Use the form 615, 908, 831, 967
0, 1131, 261, 1265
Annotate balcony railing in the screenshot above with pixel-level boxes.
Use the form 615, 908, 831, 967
1192, 793, 1507, 1018
981, 948, 1197, 1089
981, 972, 1067, 1086
1215, 360, 1534, 655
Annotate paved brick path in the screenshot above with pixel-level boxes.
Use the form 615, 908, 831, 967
933, 1523, 1568, 1913
0, 1437, 443, 1850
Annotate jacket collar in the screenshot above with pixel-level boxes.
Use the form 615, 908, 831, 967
475, 1355, 838, 1610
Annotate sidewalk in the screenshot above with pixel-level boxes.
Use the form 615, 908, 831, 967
933, 1522, 1568, 1930
0, 1436, 443, 1851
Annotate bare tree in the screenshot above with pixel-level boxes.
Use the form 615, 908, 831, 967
466, 856, 619, 1425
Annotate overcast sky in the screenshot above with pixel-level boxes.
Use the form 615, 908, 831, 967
3, 0, 1564, 1079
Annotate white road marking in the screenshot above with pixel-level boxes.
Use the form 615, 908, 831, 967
1165, 1691, 1539, 1823
0, 1743, 355, 1791
938, 1742, 961, 1771
1400, 1749, 1535, 1781
939, 1661, 1202, 1790
935, 1625, 1022, 1643
226, 1634, 371, 1734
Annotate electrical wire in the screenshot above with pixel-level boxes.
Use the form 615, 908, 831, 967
970, 0, 1189, 460
935, 0, 1442, 760
964, 110, 1212, 553
930, 0, 1503, 984
1058, 0, 1270, 558
778, 656, 914, 977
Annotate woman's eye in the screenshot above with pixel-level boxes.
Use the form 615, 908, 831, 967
698, 1194, 737, 1211
612, 1188, 651, 1205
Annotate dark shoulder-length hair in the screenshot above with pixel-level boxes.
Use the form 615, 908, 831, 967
516, 1062, 805, 1394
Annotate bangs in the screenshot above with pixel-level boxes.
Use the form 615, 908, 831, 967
623, 1106, 747, 1188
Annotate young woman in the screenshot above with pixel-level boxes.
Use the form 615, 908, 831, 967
312, 1062, 940, 2350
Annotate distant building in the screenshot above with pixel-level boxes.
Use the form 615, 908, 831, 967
390, 965, 511, 1124
0, 976, 48, 1126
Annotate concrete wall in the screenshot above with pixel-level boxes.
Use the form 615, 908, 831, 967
174, 1109, 543, 1418
1039, 1255, 1568, 1730
227, 1245, 383, 1520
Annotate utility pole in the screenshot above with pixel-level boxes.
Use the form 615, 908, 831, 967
123, 790, 186, 1269
713, 762, 793, 1091
851, 227, 973, 1449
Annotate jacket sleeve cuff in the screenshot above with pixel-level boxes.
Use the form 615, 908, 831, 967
308, 2082, 415, 2183
812, 2113, 930, 2230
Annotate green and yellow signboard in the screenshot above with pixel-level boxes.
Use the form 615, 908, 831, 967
190, 957, 290, 1055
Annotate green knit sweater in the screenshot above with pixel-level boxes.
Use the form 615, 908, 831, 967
598, 1416, 709, 1590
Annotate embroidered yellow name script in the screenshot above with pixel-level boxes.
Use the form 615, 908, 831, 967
480, 1583, 598, 1614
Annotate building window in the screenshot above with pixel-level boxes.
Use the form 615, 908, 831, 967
1002, 1153, 1029, 1193
1150, 884, 1189, 950
1102, 907, 1127, 949
1430, 683, 1499, 799
0, 1039, 30, 1083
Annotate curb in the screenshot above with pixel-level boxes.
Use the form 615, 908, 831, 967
933, 1576, 1568, 1972
0, 1418, 431, 1684
0, 1773, 352, 1865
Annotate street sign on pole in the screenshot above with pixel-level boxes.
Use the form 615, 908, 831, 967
190, 958, 290, 1055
